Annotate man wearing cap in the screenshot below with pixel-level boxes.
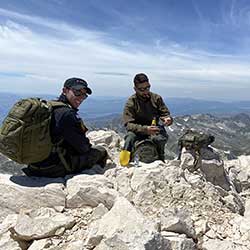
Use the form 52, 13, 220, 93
122, 73, 173, 162
23, 77, 108, 177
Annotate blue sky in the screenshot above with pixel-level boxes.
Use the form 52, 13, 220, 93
0, 0, 250, 100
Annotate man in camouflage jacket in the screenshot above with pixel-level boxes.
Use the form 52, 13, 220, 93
122, 73, 173, 161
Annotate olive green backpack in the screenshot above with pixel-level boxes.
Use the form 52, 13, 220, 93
178, 129, 215, 151
133, 139, 159, 163
0, 98, 68, 164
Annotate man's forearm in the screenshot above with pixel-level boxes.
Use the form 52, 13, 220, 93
126, 123, 148, 134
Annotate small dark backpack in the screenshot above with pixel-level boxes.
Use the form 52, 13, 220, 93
133, 139, 159, 163
0, 98, 67, 164
178, 129, 215, 151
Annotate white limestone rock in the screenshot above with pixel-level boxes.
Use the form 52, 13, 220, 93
90, 203, 109, 222
160, 208, 196, 239
0, 174, 66, 220
0, 214, 18, 235
129, 163, 171, 213
12, 208, 75, 241
244, 199, 250, 219
1, 129, 250, 249
225, 155, 250, 192
0, 231, 22, 250
94, 238, 131, 250
0, 214, 29, 249
221, 191, 245, 215
126, 163, 190, 216
29, 239, 84, 250
202, 239, 249, 250
84, 196, 164, 250
180, 147, 233, 191
87, 130, 122, 165
194, 218, 209, 238
87, 130, 121, 149
28, 239, 53, 250
104, 166, 135, 200
161, 232, 197, 250
66, 174, 118, 209
180, 148, 198, 172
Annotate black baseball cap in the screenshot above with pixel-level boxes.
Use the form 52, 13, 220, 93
64, 77, 92, 95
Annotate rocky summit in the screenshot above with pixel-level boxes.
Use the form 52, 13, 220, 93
0, 130, 250, 250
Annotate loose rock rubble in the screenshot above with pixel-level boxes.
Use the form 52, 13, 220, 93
0, 130, 250, 250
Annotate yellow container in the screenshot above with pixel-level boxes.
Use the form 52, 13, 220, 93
119, 150, 131, 166
151, 117, 157, 126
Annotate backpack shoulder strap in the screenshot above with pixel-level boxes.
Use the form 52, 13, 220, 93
48, 101, 72, 172
48, 100, 70, 108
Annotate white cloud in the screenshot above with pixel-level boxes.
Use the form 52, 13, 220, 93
0, 8, 250, 100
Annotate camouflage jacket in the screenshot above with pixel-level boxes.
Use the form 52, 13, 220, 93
123, 92, 171, 134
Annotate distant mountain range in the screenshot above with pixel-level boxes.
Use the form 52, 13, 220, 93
89, 112, 250, 160
0, 92, 250, 124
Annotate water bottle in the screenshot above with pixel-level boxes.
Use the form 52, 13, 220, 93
134, 153, 139, 167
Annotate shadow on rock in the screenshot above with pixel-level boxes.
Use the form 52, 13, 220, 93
9, 175, 65, 187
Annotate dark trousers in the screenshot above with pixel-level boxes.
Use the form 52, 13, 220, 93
23, 145, 107, 178
123, 126, 168, 160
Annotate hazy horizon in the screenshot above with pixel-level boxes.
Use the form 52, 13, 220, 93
0, 90, 249, 103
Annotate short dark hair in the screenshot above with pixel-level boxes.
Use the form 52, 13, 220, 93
133, 73, 149, 86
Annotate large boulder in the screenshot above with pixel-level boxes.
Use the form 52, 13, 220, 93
225, 155, 250, 192
66, 174, 118, 209
84, 196, 169, 250
0, 174, 66, 220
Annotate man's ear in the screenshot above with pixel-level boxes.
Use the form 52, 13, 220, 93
133, 86, 136, 92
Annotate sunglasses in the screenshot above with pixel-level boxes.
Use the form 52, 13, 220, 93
71, 88, 88, 98
136, 85, 150, 92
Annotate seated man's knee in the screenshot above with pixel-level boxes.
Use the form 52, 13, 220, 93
125, 131, 137, 141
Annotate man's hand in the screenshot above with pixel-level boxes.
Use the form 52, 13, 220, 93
147, 126, 160, 135
160, 116, 173, 126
